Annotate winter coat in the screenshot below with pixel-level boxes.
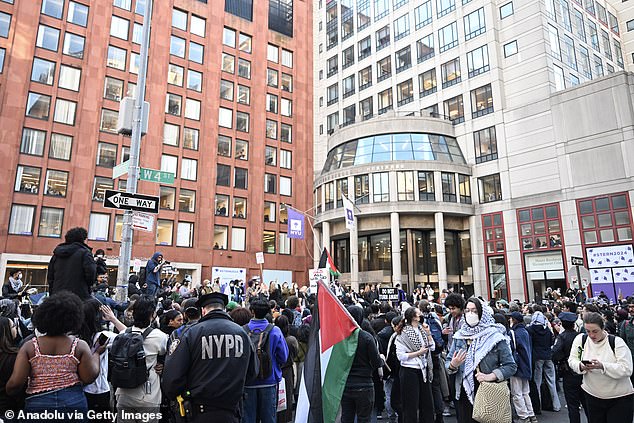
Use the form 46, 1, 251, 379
47, 241, 96, 299
527, 324, 554, 361
511, 323, 532, 379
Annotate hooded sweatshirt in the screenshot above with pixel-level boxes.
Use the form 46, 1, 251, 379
345, 306, 383, 389
47, 241, 96, 299
145, 252, 163, 287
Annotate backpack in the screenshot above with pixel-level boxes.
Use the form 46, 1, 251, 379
424, 314, 444, 352
138, 268, 147, 285
582, 333, 616, 355
243, 323, 274, 379
108, 327, 154, 389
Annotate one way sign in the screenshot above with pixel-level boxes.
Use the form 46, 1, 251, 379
103, 190, 159, 213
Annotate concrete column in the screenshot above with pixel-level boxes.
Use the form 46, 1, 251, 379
350, 226, 359, 293
435, 212, 448, 292
313, 226, 322, 269
434, 171, 443, 202
391, 212, 402, 287
322, 221, 331, 256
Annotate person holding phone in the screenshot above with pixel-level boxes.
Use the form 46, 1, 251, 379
568, 312, 634, 423
79, 299, 126, 416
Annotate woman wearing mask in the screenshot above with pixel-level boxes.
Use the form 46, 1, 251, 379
395, 306, 435, 423
568, 312, 634, 422
2, 270, 23, 300
445, 298, 517, 423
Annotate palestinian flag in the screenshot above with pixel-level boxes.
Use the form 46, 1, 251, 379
318, 248, 341, 278
295, 280, 359, 423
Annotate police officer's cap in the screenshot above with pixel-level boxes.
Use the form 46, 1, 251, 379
558, 311, 577, 323
196, 292, 228, 308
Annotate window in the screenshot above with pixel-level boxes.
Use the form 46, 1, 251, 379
44, 170, 68, 197
236, 111, 249, 132
589, 21, 599, 50
190, 15, 206, 37
59, 65, 81, 91
135, 0, 147, 15
562, 35, 577, 69
269, 0, 293, 37
375, 0, 389, 20
267, 44, 279, 62
397, 171, 415, 201
518, 204, 563, 250
14, 166, 41, 194
560, 0, 572, 31
21, 128, 46, 156
377, 55, 391, 81
327, 83, 339, 105
234, 167, 247, 189
237, 84, 250, 104
184, 98, 201, 120
189, 41, 204, 64
354, 174, 369, 204
265, 119, 277, 140
165, 93, 182, 116
0, 49, 4, 73
359, 36, 371, 60
100, 109, 118, 132
419, 68, 436, 96
280, 150, 292, 169
42, 0, 63, 18
471, 84, 494, 118
265, 146, 277, 166
222, 53, 235, 74
280, 176, 292, 196
172, 9, 188, 31
439, 22, 458, 52
395, 46, 411, 73
174, 222, 194, 248
216, 164, 230, 186
443, 95, 464, 123
96, 142, 117, 168
478, 174, 502, 203
474, 126, 497, 163
110, 16, 129, 40
0, 12, 9, 38
170, 35, 186, 58
459, 175, 471, 204
26, 92, 51, 120
280, 124, 292, 143
129, 52, 140, 74
553, 64, 565, 91
161, 154, 178, 176
239, 33, 252, 52
281, 74, 292, 93
577, 193, 633, 244
499, 2, 513, 19
343, 75, 355, 98
397, 79, 413, 106
236, 139, 248, 159
378, 88, 393, 114
218, 107, 233, 128
415, 1, 432, 29
88, 213, 111, 241
372, 172, 389, 202
263, 231, 276, 253
266, 94, 278, 113
49, 133, 72, 160
162, 123, 180, 147
9, 205, 35, 236
342, 46, 354, 69
417, 34, 434, 62
231, 227, 246, 251
31, 58, 56, 86
437, 0, 455, 16
183, 128, 199, 150
156, 220, 173, 246
442, 172, 456, 202
268, 68, 279, 87
504, 41, 518, 58
324, 182, 335, 210
167, 64, 184, 86
264, 201, 276, 222
234, 197, 247, 218
218, 135, 231, 157
237, 59, 251, 79
464, 8, 485, 40
574, 9, 586, 41
327, 112, 339, 132
132, 23, 142, 44
376, 25, 390, 51
579, 46, 591, 78
628, 20, 634, 32
218, 79, 234, 102
114, 0, 131, 10
393, 14, 410, 41
358, 66, 372, 91
467, 45, 489, 77
37, 25, 60, 51
225, 0, 253, 21
441, 57, 461, 88
265, 173, 276, 194
38, 207, 64, 238
92, 177, 113, 202
181, 158, 197, 181
548, 24, 560, 59
416, 171, 434, 200
107, 45, 126, 70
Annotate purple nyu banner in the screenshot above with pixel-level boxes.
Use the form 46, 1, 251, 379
287, 207, 305, 239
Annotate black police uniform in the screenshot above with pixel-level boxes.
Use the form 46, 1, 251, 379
552, 329, 587, 423
162, 308, 258, 423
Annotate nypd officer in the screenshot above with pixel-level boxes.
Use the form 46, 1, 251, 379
552, 311, 587, 423
162, 292, 257, 422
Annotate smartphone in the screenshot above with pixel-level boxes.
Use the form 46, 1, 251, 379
581, 360, 593, 365
97, 333, 108, 346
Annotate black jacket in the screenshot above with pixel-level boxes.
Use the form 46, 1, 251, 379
528, 324, 554, 361
47, 242, 96, 299
1, 283, 19, 300
377, 325, 394, 356
345, 329, 383, 389
95, 257, 108, 276
162, 310, 258, 410
551, 328, 578, 374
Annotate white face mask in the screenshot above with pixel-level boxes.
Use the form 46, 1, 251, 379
465, 311, 480, 327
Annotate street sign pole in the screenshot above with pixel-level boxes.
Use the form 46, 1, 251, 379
116, 0, 153, 302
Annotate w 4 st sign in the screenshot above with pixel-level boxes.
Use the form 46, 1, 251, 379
139, 168, 175, 184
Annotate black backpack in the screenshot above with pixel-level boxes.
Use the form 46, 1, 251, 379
108, 327, 153, 389
243, 323, 274, 379
582, 333, 616, 354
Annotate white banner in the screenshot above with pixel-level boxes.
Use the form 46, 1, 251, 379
211, 267, 247, 294
343, 196, 355, 231
586, 244, 634, 269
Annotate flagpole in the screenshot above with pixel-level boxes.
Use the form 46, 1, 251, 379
283, 203, 324, 252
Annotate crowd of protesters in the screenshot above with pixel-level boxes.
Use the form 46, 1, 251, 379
0, 228, 633, 423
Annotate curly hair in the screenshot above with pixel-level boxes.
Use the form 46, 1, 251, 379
64, 227, 88, 243
32, 292, 84, 336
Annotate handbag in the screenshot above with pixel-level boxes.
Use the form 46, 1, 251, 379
472, 367, 512, 423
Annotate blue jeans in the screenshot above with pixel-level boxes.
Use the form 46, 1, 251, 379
384, 378, 397, 422
143, 283, 159, 298
25, 385, 87, 419
534, 359, 561, 411
242, 385, 277, 423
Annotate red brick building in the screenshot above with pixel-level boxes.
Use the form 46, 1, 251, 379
0, 0, 313, 289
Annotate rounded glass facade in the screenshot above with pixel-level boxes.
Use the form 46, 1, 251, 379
322, 133, 466, 174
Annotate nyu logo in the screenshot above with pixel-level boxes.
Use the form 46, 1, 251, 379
290, 218, 303, 236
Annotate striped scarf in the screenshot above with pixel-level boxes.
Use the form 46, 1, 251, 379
398, 325, 434, 382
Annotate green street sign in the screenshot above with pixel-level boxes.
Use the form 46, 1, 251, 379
139, 168, 175, 184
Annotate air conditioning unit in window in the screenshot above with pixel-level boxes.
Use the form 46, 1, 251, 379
117, 97, 149, 136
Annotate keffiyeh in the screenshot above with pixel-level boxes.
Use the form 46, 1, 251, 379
398, 324, 434, 382
530, 311, 548, 328
453, 302, 507, 404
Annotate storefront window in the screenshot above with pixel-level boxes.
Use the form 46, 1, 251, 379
334, 238, 350, 273
524, 251, 565, 301
488, 256, 508, 301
